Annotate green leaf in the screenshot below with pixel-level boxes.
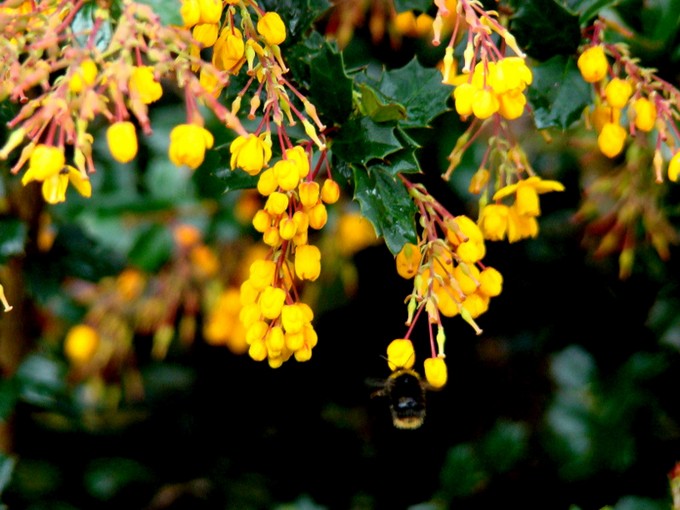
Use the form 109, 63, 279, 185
438, 443, 488, 499
563, 0, 623, 24
480, 420, 529, 474
358, 83, 408, 123
352, 165, 417, 254
332, 117, 402, 165
136, 0, 182, 26
0, 453, 15, 495
84, 457, 154, 501
0, 219, 27, 263
15, 353, 68, 408
214, 166, 259, 192
549, 345, 596, 388
128, 223, 173, 272
360, 58, 452, 128
0, 378, 18, 421
510, 0, 581, 60
527, 55, 592, 130
394, 0, 433, 12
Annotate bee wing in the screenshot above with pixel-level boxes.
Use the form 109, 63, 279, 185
365, 377, 388, 398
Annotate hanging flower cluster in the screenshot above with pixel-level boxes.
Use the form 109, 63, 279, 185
574, 19, 680, 277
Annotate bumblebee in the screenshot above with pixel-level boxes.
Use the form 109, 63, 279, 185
372, 367, 427, 430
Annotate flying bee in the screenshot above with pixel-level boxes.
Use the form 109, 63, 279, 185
371, 367, 428, 430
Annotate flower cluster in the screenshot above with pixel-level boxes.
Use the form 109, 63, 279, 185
573, 20, 680, 276
392, 177, 504, 374
577, 23, 680, 172
230, 133, 341, 366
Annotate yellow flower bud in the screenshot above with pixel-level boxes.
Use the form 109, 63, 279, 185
263, 226, 281, 247
240, 280, 259, 306
498, 89, 527, 120
453, 263, 480, 295
107, 121, 138, 164
590, 104, 621, 134
265, 326, 285, 353
479, 267, 503, 297
395, 243, 421, 279
294, 244, 321, 281
197, 0, 222, 24
273, 159, 299, 191
436, 286, 460, 317
258, 286, 286, 320
248, 339, 268, 361
68, 59, 97, 93
285, 331, 304, 351
307, 203, 327, 230
281, 303, 305, 334
424, 357, 447, 389
285, 146, 310, 179
386, 338, 415, 371
597, 122, 627, 158
129, 66, 162, 104
252, 209, 271, 233
298, 181, 320, 208
64, 324, 99, 365
257, 168, 278, 196
453, 83, 475, 116
632, 97, 657, 132
264, 191, 289, 216
577, 45, 608, 83
257, 12, 286, 46
229, 133, 272, 175
180, 0, 200, 26
292, 210, 309, 232
279, 216, 297, 240
669, 151, 680, 182
604, 78, 632, 109
193, 22, 219, 47
394, 11, 417, 37
320, 179, 340, 204
472, 88, 499, 120
248, 259, 276, 291
168, 124, 214, 169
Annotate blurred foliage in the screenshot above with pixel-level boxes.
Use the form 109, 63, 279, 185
0, 0, 679, 509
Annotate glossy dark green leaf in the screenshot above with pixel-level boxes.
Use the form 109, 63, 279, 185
0, 219, 26, 262
352, 165, 417, 254
307, 40, 354, 124
509, 1, 581, 60
438, 443, 488, 499
358, 83, 408, 123
332, 117, 402, 165
480, 420, 529, 474
563, 0, 623, 24
361, 58, 452, 128
527, 55, 591, 130
214, 166, 259, 192
0, 453, 15, 495
136, 0, 182, 26
0, 378, 18, 421
128, 223, 173, 272
15, 353, 68, 408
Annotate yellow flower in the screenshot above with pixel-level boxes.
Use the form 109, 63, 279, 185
307, 203, 328, 230
604, 78, 632, 109
168, 123, 214, 169
213, 27, 245, 73
492, 176, 565, 216
506, 204, 539, 242
632, 97, 657, 132
498, 89, 527, 120
478, 203, 509, 241
590, 104, 621, 134
107, 121, 138, 163
68, 59, 98, 93
197, 0, 222, 24
577, 45, 608, 83
396, 243, 421, 279
294, 244, 321, 281
248, 260, 277, 291
285, 146, 310, 179
258, 285, 286, 320
597, 122, 627, 158
64, 324, 99, 365
229, 133, 272, 175
257, 12, 286, 46
21, 144, 65, 184
298, 181, 320, 208
386, 338, 415, 371
281, 303, 310, 334
669, 152, 680, 182
257, 169, 278, 196
453, 83, 475, 116
264, 191, 289, 216
478, 267, 503, 297
129, 66, 163, 104
336, 212, 377, 255
41, 166, 92, 204
472, 88, 499, 119
180, 0, 200, 26
272, 159, 299, 191
320, 179, 340, 204
424, 357, 447, 389
193, 22, 219, 47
